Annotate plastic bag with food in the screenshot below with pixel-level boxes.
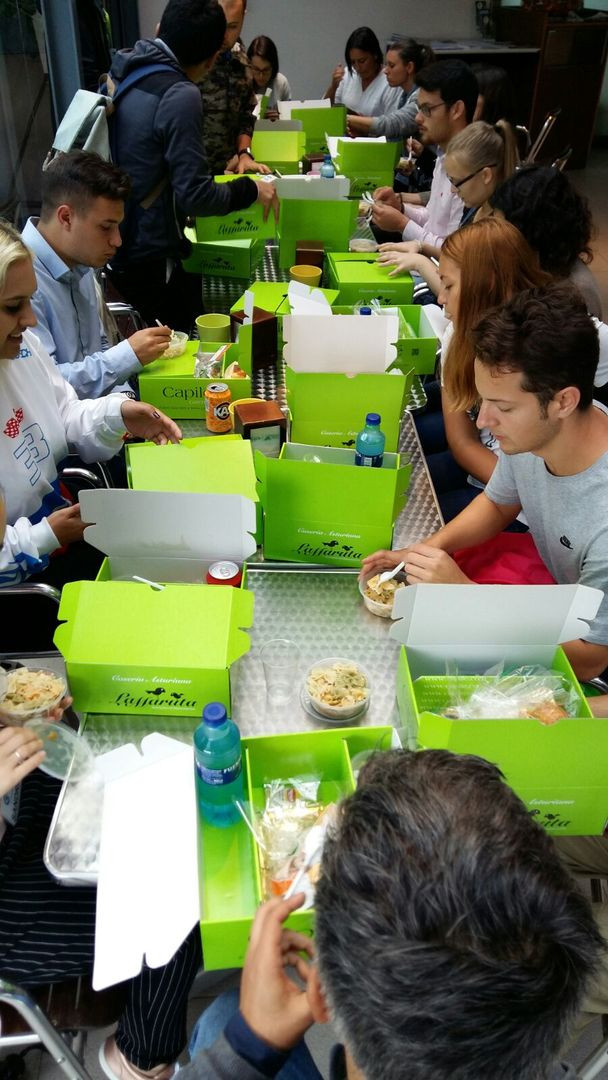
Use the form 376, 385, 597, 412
257, 777, 336, 908
441, 663, 582, 725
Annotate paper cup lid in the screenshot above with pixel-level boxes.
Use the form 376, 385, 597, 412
24, 719, 94, 782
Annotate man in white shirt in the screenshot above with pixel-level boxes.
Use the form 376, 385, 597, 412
372, 59, 478, 253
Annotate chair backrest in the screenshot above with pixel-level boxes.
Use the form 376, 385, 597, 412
523, 108, 561, 165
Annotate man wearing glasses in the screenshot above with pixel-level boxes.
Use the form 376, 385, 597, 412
372, 59, 478, 254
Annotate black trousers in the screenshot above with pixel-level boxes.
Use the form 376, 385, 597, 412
0, 771, 201, 1069
107, 259, 203, 335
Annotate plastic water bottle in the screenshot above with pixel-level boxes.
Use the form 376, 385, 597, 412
320, 155, 335, 179
193, 703, 243, 827
355, 413, 385, 468
358, 306, 372, 315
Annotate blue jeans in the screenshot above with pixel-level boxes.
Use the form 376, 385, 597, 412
188, 989, 323, 1079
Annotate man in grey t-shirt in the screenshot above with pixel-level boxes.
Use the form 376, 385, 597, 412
362, 282, 608, 681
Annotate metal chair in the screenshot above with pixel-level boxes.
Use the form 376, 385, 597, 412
521, 108, 561, 166
0, 976, 126, 1080
552, 145, 573, 172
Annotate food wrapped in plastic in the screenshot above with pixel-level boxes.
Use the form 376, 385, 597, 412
257, 777, 336, 908
441, 664, 582, 725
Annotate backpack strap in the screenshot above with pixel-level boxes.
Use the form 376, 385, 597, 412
110, 62, 182, 107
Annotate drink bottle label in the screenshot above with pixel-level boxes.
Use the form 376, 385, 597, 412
196, 755, 242, 786
354, 451, 383, 467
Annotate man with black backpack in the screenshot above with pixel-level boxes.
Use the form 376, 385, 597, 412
105, 0, 277, 331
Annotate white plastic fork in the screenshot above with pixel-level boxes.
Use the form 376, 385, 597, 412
372, 561, 405, 592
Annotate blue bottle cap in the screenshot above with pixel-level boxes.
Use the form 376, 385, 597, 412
366, 413, 381, 425
359, 306, 372, 315
202, 702, 227, 726
323, 154, 332, 162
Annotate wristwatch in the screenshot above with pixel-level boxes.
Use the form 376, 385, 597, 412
238, 147, 252, 157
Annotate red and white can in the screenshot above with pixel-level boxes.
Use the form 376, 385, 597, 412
206, 561, 242, 586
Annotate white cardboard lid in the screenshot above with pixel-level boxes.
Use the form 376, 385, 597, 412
326, 135, 386, 157
93, 734, 199, 988
278, 99, 330, 118
283, 312, 399, 373
390, 583, 603, 649
80, 489, 257, 562
274, 174, 351, 200
287, 281, 333, 316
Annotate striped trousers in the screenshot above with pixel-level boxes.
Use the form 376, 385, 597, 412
0, 771, 201, 1069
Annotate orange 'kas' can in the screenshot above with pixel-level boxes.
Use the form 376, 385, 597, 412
205, 382, 232, 433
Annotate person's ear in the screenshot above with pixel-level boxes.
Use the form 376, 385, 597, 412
450, 99, 465, 124
552, 385, 581, 418
56, 204, 72, 230
154, 22, 160, 35
307, 966, 331, 1024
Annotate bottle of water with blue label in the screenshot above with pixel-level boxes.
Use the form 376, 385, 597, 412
320, 155, 335, 179
355, 413, 385, 468
194, 703, 243, 827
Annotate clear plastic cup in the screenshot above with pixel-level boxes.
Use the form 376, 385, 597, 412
260, 639, 301, 704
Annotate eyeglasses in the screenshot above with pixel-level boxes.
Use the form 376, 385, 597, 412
251, 62, 272, 76
417, 101, 447, 118
448, 164, 497, 189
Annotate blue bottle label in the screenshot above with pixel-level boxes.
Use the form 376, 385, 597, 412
354, 451, 383, 467
196, 756, 242, 787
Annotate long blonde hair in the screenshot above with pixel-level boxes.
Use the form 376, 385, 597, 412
441, 217, 551, 411
0, 219, 31, 293
445, 120, 518, 191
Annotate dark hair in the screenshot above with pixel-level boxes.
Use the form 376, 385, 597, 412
40, 150, 131, 220
247, 35, 279, 82
344, 26, 383, 75
158, 0, 226, 68
471, 63, 517, 124
416, 58, 479, 123
491, 164, 594, 276
316, 749, 602, 1080
474, 282, 600, 412
386, 38, 435, 75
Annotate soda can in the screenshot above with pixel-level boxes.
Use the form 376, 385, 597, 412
206, 561, 242, 586
205, 382, 232, 433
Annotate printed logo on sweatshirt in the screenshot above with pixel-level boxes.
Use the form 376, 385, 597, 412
559, 535, 573, 550
3, 407, 24, 438
13, 423, 50, 487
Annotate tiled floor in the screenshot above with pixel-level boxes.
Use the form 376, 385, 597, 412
3, 148, 608, 1080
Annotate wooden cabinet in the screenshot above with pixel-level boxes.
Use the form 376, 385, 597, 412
496, 7, 608, 168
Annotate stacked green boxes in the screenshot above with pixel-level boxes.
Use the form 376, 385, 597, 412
256, 443, 411, 565
251, 129, 306, 174
191, 175, 277, 242
286, 368, 414, 451
199, 726, 395, 969
230, 282, 340, 318
332, 304, 438, 375
138, 336, 253, 419
278, 199, 358, 269
327, 252, 414, 306
396, 646, 608, 836
328, 137, 399, 196
290, 104, 346, 153
182, 229, 265, 279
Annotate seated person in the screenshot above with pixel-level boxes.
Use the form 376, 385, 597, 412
0, 696, 201, 1080
346, 39, 434, 141
378, 119, 519, 286
22, 151, 171, 399
363, 282, 608, 680
370, 59, 478, 248
471, 63, 518, 126
324, 26, 401, 115
183, 749, 602, 1079
0, 218, 180, 589
247, 35, 291, 120
491, 164, 603, 320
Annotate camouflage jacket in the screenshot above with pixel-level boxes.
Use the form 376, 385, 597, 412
200, 42, 256, 176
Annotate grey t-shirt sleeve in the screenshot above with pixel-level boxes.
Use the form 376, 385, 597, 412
579, 541, 608, 645
484, 453, 522, 507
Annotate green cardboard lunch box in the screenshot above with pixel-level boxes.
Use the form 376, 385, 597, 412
55, 579, 253, 717
332, 304, 438, 375
126, 433, 258, 501
251, 129, 306, 174
277, 198, 358, 269
182, 232, 265, 279
328, 137, 399, 197
192, 175, 277, 242
286, 369, 414, 451
395, 646, 608, 835
138, 337, 253, 419
327, 252, 414, 307
256, 442, 411, 566
230, 282, 340, 319
289, 104, 346, 154
199, 725, 396, 969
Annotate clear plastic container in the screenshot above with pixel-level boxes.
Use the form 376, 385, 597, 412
0, 667, 67, 722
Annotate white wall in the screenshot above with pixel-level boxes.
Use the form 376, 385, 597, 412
138, 0, 477, 99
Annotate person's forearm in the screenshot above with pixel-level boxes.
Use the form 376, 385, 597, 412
450, 440, 498, 485
401, 193, 423, 206
324, 84, 336, 103
562, 639, 608, 682
237, 134, 253, 156
408, 254, 440, 296
419, 494, 520, 553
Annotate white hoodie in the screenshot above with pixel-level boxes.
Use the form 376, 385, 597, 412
0, 330, 127, 584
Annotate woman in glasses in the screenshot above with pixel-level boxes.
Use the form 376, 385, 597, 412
247, 35, 291, 121
324, 26, 401, 116
377, 119, 518, 291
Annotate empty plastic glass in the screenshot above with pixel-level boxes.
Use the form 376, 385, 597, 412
260, 639, 301, 704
